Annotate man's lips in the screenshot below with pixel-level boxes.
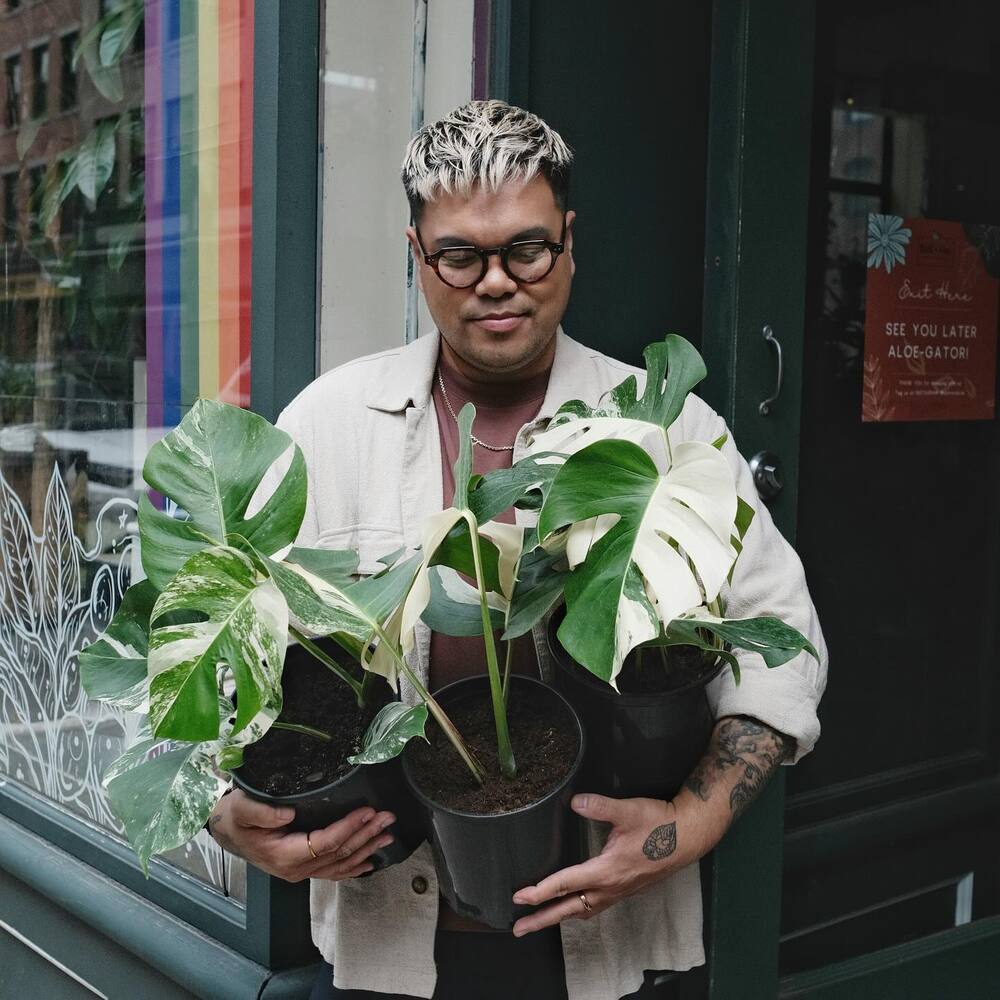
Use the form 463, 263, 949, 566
471, 312, 528, 333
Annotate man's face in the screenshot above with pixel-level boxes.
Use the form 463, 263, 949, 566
406, 174, 575, 380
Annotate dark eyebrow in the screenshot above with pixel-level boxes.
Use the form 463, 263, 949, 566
431, 226, 554, 250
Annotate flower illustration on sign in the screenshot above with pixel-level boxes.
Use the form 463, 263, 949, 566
867, 214, 912, 273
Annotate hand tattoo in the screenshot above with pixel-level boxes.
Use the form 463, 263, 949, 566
683, 717, 794, 821
642, 823, 677, 861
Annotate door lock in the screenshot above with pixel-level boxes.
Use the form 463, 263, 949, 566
749, 451, 783, 500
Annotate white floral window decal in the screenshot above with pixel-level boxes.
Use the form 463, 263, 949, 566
867, 213, 912, 273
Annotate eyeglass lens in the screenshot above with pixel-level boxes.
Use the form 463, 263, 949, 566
437, 243, 555, 288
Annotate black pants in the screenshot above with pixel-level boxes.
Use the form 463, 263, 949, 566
309, 928, 668, 1000
309, 928, 567, 1000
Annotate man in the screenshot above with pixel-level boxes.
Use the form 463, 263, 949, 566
210, 101, 827, 1000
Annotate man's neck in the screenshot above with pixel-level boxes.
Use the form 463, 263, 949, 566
437, 333, 556, 386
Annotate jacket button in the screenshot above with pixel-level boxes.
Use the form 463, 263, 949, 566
411, 875, 428, 895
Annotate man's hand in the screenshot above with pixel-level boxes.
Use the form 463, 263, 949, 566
208, 789, 396, 882
510, 793, 709, 936
510, 715, 794, 937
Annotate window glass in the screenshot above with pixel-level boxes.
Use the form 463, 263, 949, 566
59, 32, 77, 111
318, 0, 475, 372
830, 107, 885, 184
31, 43, 46, 118
0, 0, 253, 905
5, 54, 20, 127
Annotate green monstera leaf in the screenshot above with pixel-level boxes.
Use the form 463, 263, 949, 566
103, 718, 229, 876
421, 566, 507, 637
80, 579, 158, 711
665, 612, 817, 675
265, 550, 421, 670
538, 437, 739, 687
147, 546, 288, 742
527, 335, 707, 462
349, 703, 429, 765
139, 399, 307, 590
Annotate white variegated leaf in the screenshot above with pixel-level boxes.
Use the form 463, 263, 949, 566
528, 416, 668, 467
476, 521, 524, 599
539, 438, 739, 686
147, 546, 287, 743
105, 731, 230, 875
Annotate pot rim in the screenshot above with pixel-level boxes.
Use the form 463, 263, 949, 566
231, 754, 370, 807
547, 610, 727, 704
401, 674, 585, 822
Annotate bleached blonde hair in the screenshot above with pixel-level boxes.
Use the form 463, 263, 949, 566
401, 100, 573, 221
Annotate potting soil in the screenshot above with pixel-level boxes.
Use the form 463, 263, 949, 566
408, 687, 578, 814
238, 653, 386, 797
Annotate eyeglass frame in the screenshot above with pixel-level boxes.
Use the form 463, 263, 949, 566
413, 215, 568, 289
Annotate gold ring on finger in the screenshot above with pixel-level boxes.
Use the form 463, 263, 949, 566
579, 892, 593, 913
306, 832, 319, 860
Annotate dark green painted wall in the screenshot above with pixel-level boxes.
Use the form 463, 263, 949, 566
508, 0, 712, 368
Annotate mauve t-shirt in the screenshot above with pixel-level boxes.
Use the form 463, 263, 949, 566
429, 350, 550, 693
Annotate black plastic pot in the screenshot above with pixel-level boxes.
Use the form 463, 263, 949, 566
232, 753, 424, 871
231, 638, 424, 872
401, 674, 585, 930
548, 612, 722, 801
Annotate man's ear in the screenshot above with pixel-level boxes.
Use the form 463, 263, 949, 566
564, 210, 577, 278
405, 226, 424, 292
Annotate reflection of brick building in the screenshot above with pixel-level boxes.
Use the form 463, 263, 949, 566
0, 0, 145, 530
0, 0, 143, 374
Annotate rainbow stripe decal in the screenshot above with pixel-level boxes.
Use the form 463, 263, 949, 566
144, 0, 253, 427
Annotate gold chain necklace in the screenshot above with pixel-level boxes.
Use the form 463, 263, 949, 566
436, 370, 516, 453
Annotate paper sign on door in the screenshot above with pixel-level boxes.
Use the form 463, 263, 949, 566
862, 216, 999, 422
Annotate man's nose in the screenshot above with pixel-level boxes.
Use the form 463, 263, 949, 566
475, 252, 518, 297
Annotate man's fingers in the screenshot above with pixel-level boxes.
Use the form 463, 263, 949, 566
512, 858, 607, 906
307, 808, 387, 857
310, 834, 395, 880
512, 891, 599, 937
312, 811, 395, 862
230, 790, 296, 829
571, 792, 633, 825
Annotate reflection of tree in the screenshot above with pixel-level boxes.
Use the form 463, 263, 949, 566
962, 224, 1000, 279
821, 199, 868, 383
7, 2, 145, 434
8, 2, 146, 538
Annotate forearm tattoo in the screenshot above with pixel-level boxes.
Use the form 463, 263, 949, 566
684, 717, 795, 821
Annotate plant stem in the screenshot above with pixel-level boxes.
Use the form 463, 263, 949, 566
658, 643, 671, 674
272, 721, 331, 742
661, 426, 674, 467
501, 639, 513, 708
370, 620, 487, 786
290, 627, 364, 699
358, 668, 381, 711
463, 512, 516, 781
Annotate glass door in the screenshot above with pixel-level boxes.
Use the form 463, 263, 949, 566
703, 2, 999, 996
782, 0, 1000, 993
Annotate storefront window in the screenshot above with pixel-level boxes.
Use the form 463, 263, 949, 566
0, 0, 253, 905
318, 0, 476, 372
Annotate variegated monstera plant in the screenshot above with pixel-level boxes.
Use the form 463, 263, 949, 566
469, 335, 818, 692
79, 401, 447, 872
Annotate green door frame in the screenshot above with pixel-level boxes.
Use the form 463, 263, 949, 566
700, 2, 816, 998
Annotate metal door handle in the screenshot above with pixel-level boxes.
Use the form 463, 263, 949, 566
759, 325, 783, 416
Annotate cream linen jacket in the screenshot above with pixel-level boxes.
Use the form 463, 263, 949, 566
269, 329, 828, 1000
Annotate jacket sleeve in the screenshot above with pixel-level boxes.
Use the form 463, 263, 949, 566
681, 397, 828, 762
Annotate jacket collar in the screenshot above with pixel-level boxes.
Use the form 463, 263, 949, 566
364, 326, 592, 417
